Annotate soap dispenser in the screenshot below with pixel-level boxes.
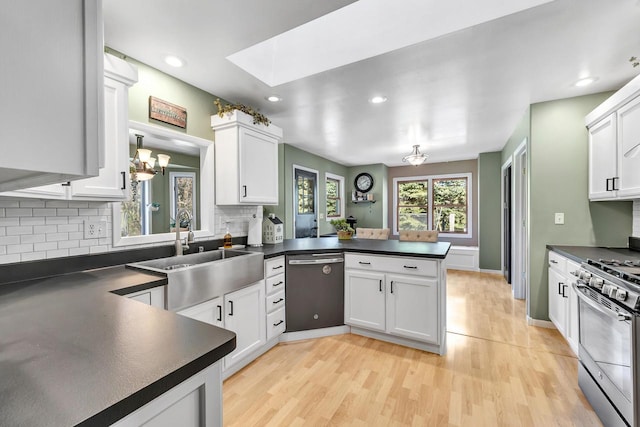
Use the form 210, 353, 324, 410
223, 222, 232, 249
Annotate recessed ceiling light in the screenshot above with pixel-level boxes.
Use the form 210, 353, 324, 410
164, 55, 185, 68
369, 96, 387, 104
266, 95, 282, 102
574, 77, 597, 87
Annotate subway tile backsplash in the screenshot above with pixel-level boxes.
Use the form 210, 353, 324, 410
0, 198, 255, 265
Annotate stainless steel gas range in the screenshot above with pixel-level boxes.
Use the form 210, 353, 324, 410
573, 258, 640, 427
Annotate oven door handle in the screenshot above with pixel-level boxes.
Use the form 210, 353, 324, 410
572, 283, 630, 321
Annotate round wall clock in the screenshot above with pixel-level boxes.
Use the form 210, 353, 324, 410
354, 172, 374, 193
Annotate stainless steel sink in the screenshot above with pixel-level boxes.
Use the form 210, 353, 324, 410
127, 249, 264, 311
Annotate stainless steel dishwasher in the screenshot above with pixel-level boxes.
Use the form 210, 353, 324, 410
285, 253, 344, 332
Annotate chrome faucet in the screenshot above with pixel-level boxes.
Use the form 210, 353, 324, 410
175, 208, 195, 256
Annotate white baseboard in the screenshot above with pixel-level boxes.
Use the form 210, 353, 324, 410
479, 269, 502, 275
445, 246, 479, 271
527, 317, 555, 328
222, 337, 279, 380
279, 325, 350, 342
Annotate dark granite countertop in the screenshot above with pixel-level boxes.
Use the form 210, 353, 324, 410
0, 266, 236, 427
243, 237, 451, 259
547, 245, 640, 264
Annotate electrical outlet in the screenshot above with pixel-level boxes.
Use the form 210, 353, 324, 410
84, 220, 107, 239
554, 212, 565, 225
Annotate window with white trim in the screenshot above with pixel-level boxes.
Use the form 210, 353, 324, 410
325, 173, 345, 220
393, 173, 472, 238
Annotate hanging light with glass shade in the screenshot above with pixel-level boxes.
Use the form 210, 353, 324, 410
402, 144, 428, 166
131, 134, 170, 181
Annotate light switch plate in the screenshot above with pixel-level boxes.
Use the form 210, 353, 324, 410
554, 213, 564, 225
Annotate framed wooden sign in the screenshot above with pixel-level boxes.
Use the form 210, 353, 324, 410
149, 96, 187, 128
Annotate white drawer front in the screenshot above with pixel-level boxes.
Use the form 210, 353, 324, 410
266, 290, 285, 314
265, 256, 285, 278
548, 251, 567, 272
345, 253, 438, 277
266, 273, 285, 295
267, 307, 286, 340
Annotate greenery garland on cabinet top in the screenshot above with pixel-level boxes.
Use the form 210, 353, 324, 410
214, 98, 271, 126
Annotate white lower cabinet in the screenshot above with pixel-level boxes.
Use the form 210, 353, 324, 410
126, 286, 166, 309
344, 270, 386, 332
112, 361, 222, 427
175, 281, 266, 373
344, 253, 444, 351
547, 250, 579, 355
177, 297, 223, 328
264, 256, 286, 340
386, 274, 438, 343
224, 282, 266, 370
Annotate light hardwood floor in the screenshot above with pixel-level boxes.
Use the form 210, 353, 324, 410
223, 270, 601, 426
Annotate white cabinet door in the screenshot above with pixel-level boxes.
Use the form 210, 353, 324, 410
177, 297, 224, 328
344, 270, 386, 332
71, 67, 132, 200
548, 267, 567, 337
0, 0, 102, 192
224, 282, 266, 369
617, 96, 640, 198
386, 274, 439, 344
238, 127, 279, 204
588, 113, 617, 200
567, 279, 579, 355
127, 286, 166, 309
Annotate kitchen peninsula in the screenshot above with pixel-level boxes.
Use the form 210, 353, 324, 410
0, 237, 449, 426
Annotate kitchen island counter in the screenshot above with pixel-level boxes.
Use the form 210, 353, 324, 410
245, 236, 451, 259
0, 266, 235, 427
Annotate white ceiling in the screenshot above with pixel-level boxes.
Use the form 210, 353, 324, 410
104, 0, 640, 167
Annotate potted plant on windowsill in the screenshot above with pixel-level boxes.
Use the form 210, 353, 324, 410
330, 219, 354, 240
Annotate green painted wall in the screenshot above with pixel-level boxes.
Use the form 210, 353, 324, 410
522, 92, 632, 321
502, 107, 530, 165
106, 47, 230, 142
478, 152, 502, 270
276, 144, 350, 238
346, 164, 389, 230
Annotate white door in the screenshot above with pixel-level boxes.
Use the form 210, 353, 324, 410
344, 270, 386, 332
224, 282, 266, 369
177, 296, 223, 328
239, 127, 278, 204
588, 113, 617, 200
617, 97, 640, 198
386, 274, 438, 343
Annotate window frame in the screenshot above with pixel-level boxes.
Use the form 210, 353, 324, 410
325, 172, 345, 220
392, 172, 472, 238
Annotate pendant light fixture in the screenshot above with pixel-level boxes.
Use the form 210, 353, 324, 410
402, 144, 428, 166
132, 134, 171, 181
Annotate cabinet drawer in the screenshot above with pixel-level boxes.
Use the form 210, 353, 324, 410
266, 290, 285, 314
566, 259, 580, 277
266, 273, 285, 295
265, 256, 285, 277
548, 251, 567, 272
266, 307, 286, 340
345, 253, 438, 277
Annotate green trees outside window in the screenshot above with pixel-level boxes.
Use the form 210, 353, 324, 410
396, 176, 468, 234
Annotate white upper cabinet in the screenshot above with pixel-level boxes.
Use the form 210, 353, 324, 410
71, 54, 138, 200
0, 0, 104, 192
617, 96, 640, 198
588, 114, 617, 200
211, 111, 281, 205
1, 53, 138, 201
586, 73, 640, 201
